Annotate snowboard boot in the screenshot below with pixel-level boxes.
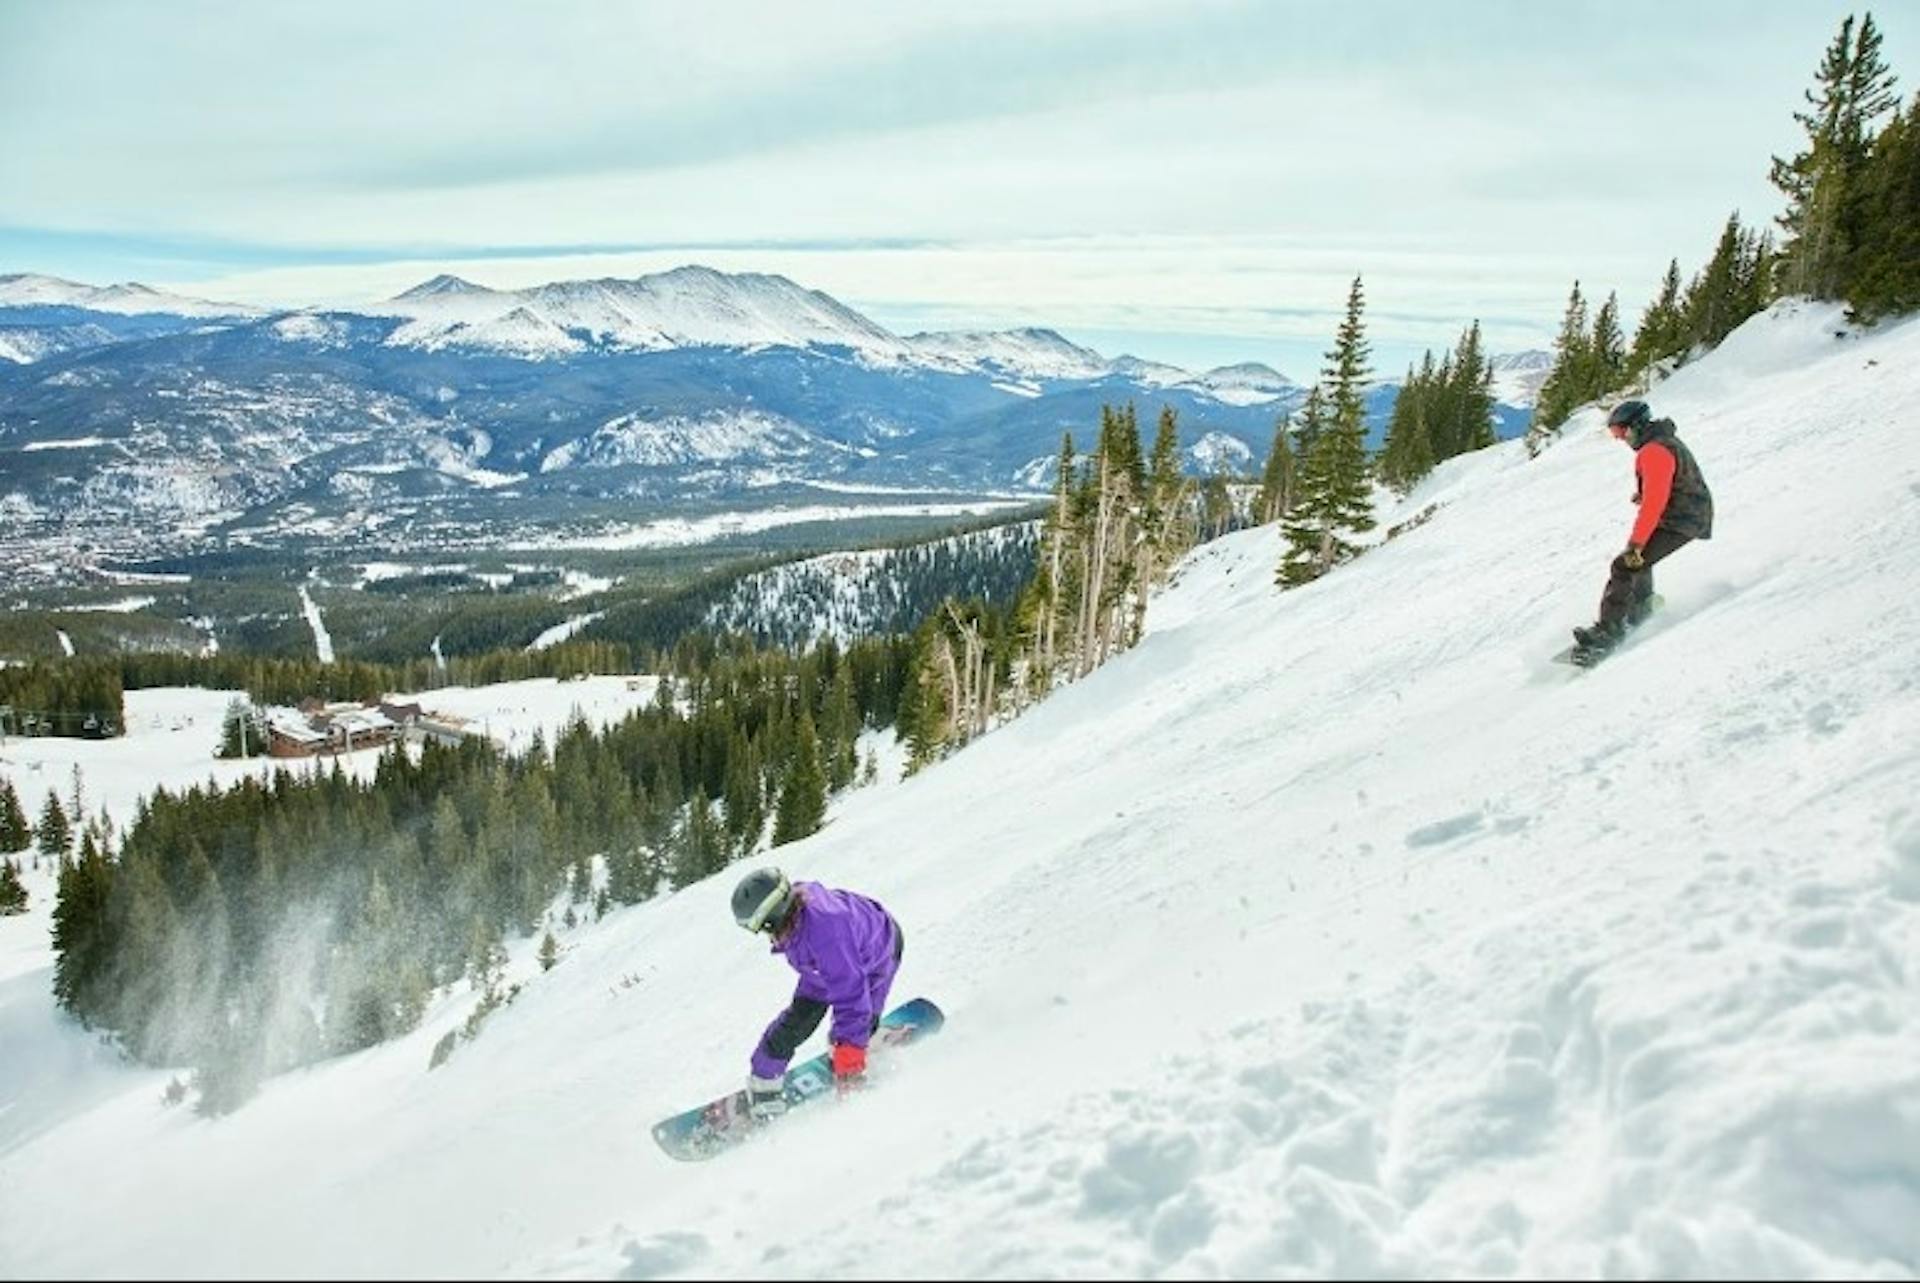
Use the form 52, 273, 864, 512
1569, 620, 1624, 666
1571, 621, 1623, 650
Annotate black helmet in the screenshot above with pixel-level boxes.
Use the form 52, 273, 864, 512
1607, 400, 1652, 435
732, 867, 795, 935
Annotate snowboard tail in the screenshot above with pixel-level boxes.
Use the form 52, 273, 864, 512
651, 996, 944, 1162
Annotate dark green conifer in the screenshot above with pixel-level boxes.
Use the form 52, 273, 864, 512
1256, 416, 1295, 523
1848, 91, 1920, 321
1772, 13, 1900, 298
0, 859, 26, 915
771, 715, 828, 846
1629, 260, 1688, 374
36, 791, 70, 867
1530, 281, 1591, 435
0, 779, 29, 853
1279, 277, 1375, 585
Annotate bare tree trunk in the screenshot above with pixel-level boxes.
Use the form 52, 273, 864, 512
1079, 456, 1111, 679
945, 602, 989, 740
935, 634, 962, 747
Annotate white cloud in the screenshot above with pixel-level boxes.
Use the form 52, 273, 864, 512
7, 2, 1908, 358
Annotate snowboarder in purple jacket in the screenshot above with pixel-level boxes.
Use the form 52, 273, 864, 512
732, 867, 904, 1119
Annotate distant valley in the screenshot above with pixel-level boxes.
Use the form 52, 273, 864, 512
0, 266, 1547, 595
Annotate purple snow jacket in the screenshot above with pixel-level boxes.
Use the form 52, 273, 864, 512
749, 882, 900, 1080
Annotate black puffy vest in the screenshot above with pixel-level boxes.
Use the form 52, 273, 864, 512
1633, 418, 1714, 540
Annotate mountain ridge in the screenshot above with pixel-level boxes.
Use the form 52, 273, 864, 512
0, 265, 1538, 579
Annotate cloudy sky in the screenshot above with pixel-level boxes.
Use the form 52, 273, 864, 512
1, 1, 1907, 375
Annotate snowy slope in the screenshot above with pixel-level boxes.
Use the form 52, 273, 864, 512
542, 409, 839, 470
0, 328, 64, 363
1, 301, 1918, 1278
704, 520, 1039, 648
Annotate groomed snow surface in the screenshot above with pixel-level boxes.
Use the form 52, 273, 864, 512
1, 302, 1917, 1279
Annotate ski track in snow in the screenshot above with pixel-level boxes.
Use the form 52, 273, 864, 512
527, 611, 606, 652
297, 582, 333, 663
0, 303, 1917, 1280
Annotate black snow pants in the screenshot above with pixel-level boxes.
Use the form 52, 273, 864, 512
1597, 526, 1692, 631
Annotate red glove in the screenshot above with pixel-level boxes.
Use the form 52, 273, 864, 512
831, 1042, 866, 1088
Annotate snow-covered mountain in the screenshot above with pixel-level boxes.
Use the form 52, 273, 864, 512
2, 301, 1916, 1278
903, 326, 1112, 383
368, 269, 1305, 408
1108, 352, 1195, 386
1188, 428, 1256, 472
1489, 348, 1553, 408
0, 265, 1535, 575
376, 265, 912, 362
1191, 360, 1298, 405
0, 272, 257, 318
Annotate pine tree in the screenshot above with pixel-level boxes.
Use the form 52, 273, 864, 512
217, 698, 263, 759
1255, 416, 1295, 523
1146, 404, 1191, 572
1530, 281, 1591, 437
1772, 13, 1901, 298
1584, 292, 1626, 401
668, 791, 728, 890
721, 729, 766, 859
538, 930, 559, 972
1378, 362, 1435, 492
0, 779, 29, 853
1848, 91, 1920, 321
1278, 277, 1375, 585
1378, 364, 1423, 491
1682, 213, 1769, 349
53, 830, 113, 1013
1015, 432, 1079, 693
1291, 384, 1328, 459
463, 915, 508, 994
0, 859, 26, 915
1629, 259, 1688, 375
819, 665, 860, 793
1446, 321, 1496, 457
36, 791, 71, 868
1321, 276, 1372, 445
771, 715, 827, 847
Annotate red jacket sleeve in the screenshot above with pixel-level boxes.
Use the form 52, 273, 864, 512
1631, 443, 1676, 547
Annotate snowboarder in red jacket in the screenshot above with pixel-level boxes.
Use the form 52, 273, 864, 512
732, 867, 904, 1119
1571, 400, 1715, 665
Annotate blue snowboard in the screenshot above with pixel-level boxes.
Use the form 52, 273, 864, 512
651, 996, 945, 1162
